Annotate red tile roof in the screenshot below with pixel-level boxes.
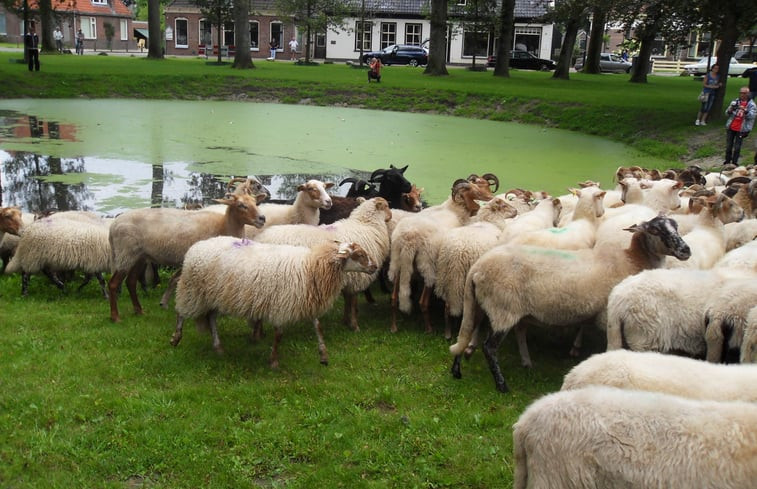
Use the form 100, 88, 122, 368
23, 0, 132, 17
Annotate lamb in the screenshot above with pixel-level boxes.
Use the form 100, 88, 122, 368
561, 349, 757, 401
432, 197, 518, 338
107, 192, 267, 322
449, 214, 691, 393
253, 197, 392, 331
513, 386, 757, 489
4, 211, 112, 296
387, 179, 494, 333
245, 179, 333, 237
170, 238, 376, 367
703, 278, 757, 363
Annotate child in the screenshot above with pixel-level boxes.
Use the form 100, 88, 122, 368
368, 57, 382, 83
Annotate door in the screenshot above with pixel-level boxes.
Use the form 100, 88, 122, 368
314, 31, 326, 59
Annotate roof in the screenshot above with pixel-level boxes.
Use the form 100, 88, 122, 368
22, 0, 132, 17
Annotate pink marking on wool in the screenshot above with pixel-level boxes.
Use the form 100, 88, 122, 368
232, 238, 254, 248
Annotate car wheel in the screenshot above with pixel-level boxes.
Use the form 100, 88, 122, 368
409, 59, 419, 67
539, 64, 549, 71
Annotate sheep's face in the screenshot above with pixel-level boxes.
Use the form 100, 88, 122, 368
479, 198, 517, 222
216, 194, 266, 229
371, 165, 412, 195
712, 195, 745, 224
0, 207, 23, 235
299, 180, 334, 210
337, 242, 377, 274
401, 185, 423, 213
626, 215, 691, 261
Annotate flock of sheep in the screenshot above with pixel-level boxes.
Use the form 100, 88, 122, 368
2, 162, 757, 488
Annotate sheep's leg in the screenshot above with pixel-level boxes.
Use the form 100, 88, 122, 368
43, 269, 66, 291
250, 319, 264, 341
704, 318, 726, 363
514, 323, 532, 368
419, 285, 433, 333
170, 314, 185, 346
482, 330, 509, 394
464, 304, 486, 358
444, 303, 456, 341
341, 290, 351, 327
94, 273, 108, 298
390, 279, 400, 333
313, 318, 329, 366
125, 266, 143, 316
159, 269, 182, 309
450, 354, 463, 379
108, 270, 128, 322
21, 272, 30, 296
345, 292, 360, 332
363, 287, 376, 304
208, 311, 223, 354
569, 324, 584, 357
270, 327, 283, 370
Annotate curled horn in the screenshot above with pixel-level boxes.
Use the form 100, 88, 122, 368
369, 168, 388, 182
482, 173, 499, 193
339, 177, 360, 188
725, 176, 752, 187
226, 177, 251, 196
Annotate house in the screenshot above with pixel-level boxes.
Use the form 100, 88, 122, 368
0, 0, 135, 51
163, 0, 553, 64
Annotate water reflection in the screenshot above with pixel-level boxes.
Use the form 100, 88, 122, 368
0, 110, 78, 142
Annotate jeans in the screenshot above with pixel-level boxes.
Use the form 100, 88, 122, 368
725, 129, 748, 164
27, 48, 39, 71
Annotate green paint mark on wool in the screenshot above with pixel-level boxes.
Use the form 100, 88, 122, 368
548, 227, 569, 234
525, 247, 577, 259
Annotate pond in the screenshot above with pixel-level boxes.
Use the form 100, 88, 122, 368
0, 99, 668, 214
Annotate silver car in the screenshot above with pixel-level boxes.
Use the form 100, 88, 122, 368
684, 57, 756, 77
575, 53, 632, 73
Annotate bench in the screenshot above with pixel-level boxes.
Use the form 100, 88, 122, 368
199, 45, 236, 58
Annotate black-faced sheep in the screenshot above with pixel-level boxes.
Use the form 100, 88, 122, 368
513, 386, 757, 489
171, 238, 376, 367
450, 215, 691, 393
319, 183, 424, 225
107, 192, 266, 322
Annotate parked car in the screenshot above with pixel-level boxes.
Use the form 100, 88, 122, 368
486, 50, 556, 71
735, 50, 757, 63
683, 57, 756, 77
574, 53, 632, 73
361, 44, 428, 67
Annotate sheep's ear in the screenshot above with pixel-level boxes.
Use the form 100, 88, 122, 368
213, 196, 234, 206
297, 183, 306, 192
356, 197, 366, 203
255, 193, 267, 204
623, 223, 641, 233
324, 182, 335, 189
568, 188, 580, 197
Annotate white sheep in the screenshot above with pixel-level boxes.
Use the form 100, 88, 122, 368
171, 238, 376, 367
4, 211, 112, 296
252, 197, 392, 331
562, 349, 757, 401
432, 197, 518, 338
724, 218, 757, 251
741, 306, 757, 363
107, 192, 266, 322
513, 386, 757, 489
245, 179, 334, 237
0, 207, 33, 269
449, 215, 691, 393
713, 238, 757, 270
496, 197, 562, 245
703, 278, 757, 363
387, 179, 493, 333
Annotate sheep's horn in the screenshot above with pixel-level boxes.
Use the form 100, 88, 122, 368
369, 168, 388, 182
482, 173, 500, 193
390, 164, 409, 174
226, 177, 249, 194
725, 176, 752, 187
339, 177, 359, 187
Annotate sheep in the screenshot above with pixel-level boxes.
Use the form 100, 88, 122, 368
741, 306, 757, 363
496, 197, 562, 245
713, 238, 757, 270
341, 164, 414, 208
449, 214, 691, 393
561, 350, 757, 401
320, 183, 423, 225
664, 193, 744, 269
253, 197, 393, 331
703, 278, 757, 363
4, 211, 112, 296
107, 192, 267, 322
724, 218, 757, 251
170, 238, 377, 367
432, 197, 518, 339
0, 207, 32, 269
512, 386, 757, 489
245, 179, 333, 237
509, 186, 606, 250
387, 178, 495, 333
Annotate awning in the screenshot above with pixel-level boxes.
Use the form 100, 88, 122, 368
134, 28, 149, 40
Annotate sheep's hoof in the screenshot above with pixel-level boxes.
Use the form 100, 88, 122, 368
390, 325, 398, 333
320, 359, 329, 366
495, 382, 510, 394
451, 356, 462, 379
170, 335, 181, 347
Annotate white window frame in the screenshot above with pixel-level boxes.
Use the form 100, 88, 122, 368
380, 22, 396, 49
355, 21, 371, 51
81, 17, 96, 39
405, 23, 422, 46
270, 21, 283, 51
91, 0, 107, 5
174, 18, 188, 48
0, 12, 7, 35
223, 22, 234, 46
249, 21, 259, 50
199, 19, 212, 46
120, 19, 128, 41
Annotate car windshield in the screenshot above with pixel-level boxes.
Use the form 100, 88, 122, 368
381, 45, 397, 54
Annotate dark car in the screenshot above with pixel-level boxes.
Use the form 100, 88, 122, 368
361, 44, 428, 67
485, 50, 556, 71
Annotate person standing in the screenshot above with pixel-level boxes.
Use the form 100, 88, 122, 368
25, 23, 40, 71
288, 36, 298, 61
76, 29, 85, 55
695, 64, 722, 126
54, 26, 63, 53
723, 87, 756, 166
268, 38, 278, 60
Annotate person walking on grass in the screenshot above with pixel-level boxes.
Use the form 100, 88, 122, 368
54, 26, 63, 53
696, 64, 722, 126
268, 38, 278, 60
288, 37, 298, 61
25, 23, 40, 72
723, 86, 756, 166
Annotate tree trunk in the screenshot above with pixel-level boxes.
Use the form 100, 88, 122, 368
629, 33, 654, 83
493, 0, 514, 77
553, 16, 580, 80
423, 0, 449, 76
147, 0, 163, 59
232, 0, 253, 69
38, 0, 55, 52
711, 3, 739, 120
583, 8, 606, 74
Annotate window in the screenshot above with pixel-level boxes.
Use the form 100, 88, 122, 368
81, 17, 96, 39
249, 21, 259, 49
0, 12, 7, 35
120, 19, 128, 41
223, 22, 234, 46
355, 21, 371, 51
462, 29, 487, 57
199, 19, 211, 45
405, 23, 422, 45
513, 27, 540, 55
651, 36, 666, 57
91, 0, 107, 4
270, 22, 283, 50
175, 18, 188, 48
380, 22, 395, 49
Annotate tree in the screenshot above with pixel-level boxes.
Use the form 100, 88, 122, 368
232, 0, 254, 68
492, 0, 514, 77
276, 0, 347, 64
545, 0, 591, 80
455, 0, 498, 69
147, 0, 164, 58
582, 5, 607, 73
194, 0, 233, 63
423, 0, 449, 76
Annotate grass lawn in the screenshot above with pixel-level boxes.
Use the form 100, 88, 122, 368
0, 50, 744, 488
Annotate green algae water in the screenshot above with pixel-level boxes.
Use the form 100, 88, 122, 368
0, 99, 669, 211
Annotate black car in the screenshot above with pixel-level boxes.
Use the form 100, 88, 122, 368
361, 44, 428, 67
485, 50, 556, 71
